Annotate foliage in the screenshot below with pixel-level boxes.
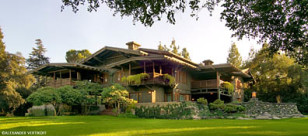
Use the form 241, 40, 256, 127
243, 43, 307, 104
158, 39, 191, 59
197, 98, 208, 105
65, 49, 91, 63
209, 99, 245, 114
101, 83, 136, 114
221, 82, 234, 95
163, 74, 175, 86
121, 73, 150, 85
209, 99, 225, 111
0, 28, 35, 115
55, 86, 83, 105
26, 87, 62, 115
227, 43, 242, 68
221, 0, 308, 65
26, 39, 50, 70
26, 104, 56, 116
74, 81, 103, 96
61, 0, 218, 26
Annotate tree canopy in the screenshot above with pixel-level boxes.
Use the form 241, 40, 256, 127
0, 28, 35, 115
61, 0, 307, 65
65, 49, 91, 63
227, 43, 242, 68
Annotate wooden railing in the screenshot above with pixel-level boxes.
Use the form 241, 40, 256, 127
47, 78, 75, 88
191, 79, 218, 89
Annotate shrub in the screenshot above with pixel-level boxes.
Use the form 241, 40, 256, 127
197, 98, 208, 105
209, 99, 225, 110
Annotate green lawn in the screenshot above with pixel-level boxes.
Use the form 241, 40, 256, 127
1, 116, 308, 136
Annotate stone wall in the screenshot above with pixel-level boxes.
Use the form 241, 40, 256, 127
242, 99, 304, 119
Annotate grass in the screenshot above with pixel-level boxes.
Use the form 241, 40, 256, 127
1, 116, 308, 136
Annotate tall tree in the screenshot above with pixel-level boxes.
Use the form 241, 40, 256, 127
0, 28, 35, 115
227, 43, 242, 68
26, 39, 50, 70
61, 0, 308, 65
65, 49, 91, 63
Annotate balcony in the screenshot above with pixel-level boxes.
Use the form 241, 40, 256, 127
47, 78, 75, 88
191, 79, 219, 89
121, 72, 174, 87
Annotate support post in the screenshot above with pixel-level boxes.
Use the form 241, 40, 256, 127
152, 62, 155, 77
60, 71, 62, 86
69, 70, 72, 82
144, 62, 146, 73
129, 63, 131, 76
159, 65, 162, 74
217, 71, 221, 100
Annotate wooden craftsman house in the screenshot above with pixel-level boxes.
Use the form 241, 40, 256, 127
32, 41, 253, 103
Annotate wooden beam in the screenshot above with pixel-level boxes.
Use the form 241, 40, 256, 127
217, 71, 221, 100
93, 57, 105, 64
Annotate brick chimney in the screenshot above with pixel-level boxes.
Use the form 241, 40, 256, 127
126, 41, 141, 50
203, 59, 214, 65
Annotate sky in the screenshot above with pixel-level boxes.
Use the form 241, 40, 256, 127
0, 1, 262, 64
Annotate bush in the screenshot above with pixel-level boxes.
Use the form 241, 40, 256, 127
209, 99, 225, 110
197, 98, 208, 105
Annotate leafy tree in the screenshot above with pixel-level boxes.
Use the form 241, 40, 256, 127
65, 49, 91, 63
170, 39, 180, 55
61, 0, 308, 65
26, 87, 61, 115
0, 28, 35, 115
26, 39, 50, 70
101, 83, 136, 114
227, 43, 242, 68
220, 0, 308, 65
244, 43, 307, 103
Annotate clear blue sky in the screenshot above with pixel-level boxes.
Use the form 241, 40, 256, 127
0, 1, 261, 64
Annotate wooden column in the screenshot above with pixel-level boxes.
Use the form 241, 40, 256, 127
77, 71, 81, 81
217, 71, 221, 100
129, 63, 131, 75
159, 65, 162, 74
60, 71, 62, 87
69, 70, 72, 85
152, 62, 155, 77
143, 62, 146, 73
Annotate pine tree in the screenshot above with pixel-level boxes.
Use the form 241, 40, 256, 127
0, 28, 35, 115
26, 39, 50, 70
227, 43, 242, 68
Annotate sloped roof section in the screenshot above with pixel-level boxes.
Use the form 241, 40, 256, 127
30, 63, 106, 75
81, 46, 146, 66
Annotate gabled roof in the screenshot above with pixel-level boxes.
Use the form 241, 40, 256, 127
30, 63, 106, 75
81, 46, 146, 65
139, 48, 198, 67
